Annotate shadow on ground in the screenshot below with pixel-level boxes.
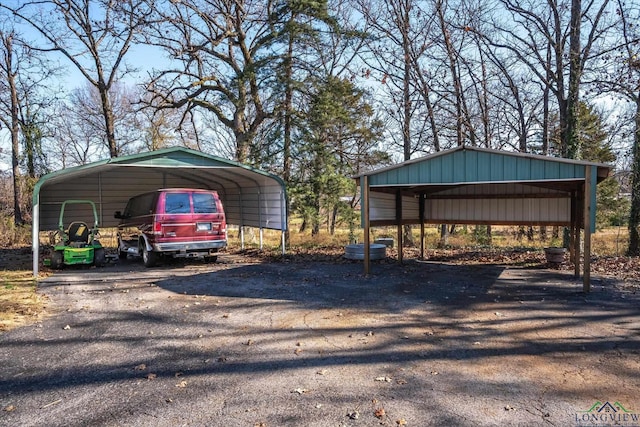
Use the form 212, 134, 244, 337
2, 254, 639, 426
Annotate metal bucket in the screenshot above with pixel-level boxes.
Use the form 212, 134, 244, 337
344, 243, 387, 260
544, 247, 566, 264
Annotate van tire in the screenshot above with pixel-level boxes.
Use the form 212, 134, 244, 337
142, 245, 158, 267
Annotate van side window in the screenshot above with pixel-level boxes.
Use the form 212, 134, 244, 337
193, 193, 218, 213
165, 193, 191, 214
125, 193, 155, 217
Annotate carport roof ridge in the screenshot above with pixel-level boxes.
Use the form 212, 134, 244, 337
34, 146, 286, 192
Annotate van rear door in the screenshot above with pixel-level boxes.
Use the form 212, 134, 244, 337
156, 191, 193, 244
156, 191, 225, 245
192, 191, 226, 241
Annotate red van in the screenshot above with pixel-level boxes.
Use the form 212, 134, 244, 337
115, 188, 227, 267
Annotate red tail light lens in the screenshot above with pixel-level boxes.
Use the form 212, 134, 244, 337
154, 218, 163, 235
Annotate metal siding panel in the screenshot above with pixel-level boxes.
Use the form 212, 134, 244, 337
370, 192, 396, 222
545, 161, 560, 179
408, 164, 420, 183
490, 154, 504, 181
465, 150, 479, 182
453, 151, 466, 182
516, 158, 531, 180
403, 195, 420, 221
431, 157, 442, 183
530, 159, 546, 180
476, 152, 492, 181
443, 154, 455, 183
542, 198, 552, 222
503, 157, 518, 181
419, 160, 429, 183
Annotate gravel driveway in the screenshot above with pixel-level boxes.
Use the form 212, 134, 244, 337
2, 254, 639, 427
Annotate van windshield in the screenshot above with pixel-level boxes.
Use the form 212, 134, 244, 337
193, 193, 218, 213
165, 193, 191, 214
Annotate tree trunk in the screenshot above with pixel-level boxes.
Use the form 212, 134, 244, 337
97, 77, 118, 158
400, 1, 415, 247
282, 32, 294, 245
6, 34, 24, 225
330, 205, 338, 236
564, 0, 582, 159
436, 0, 463, 146
439, 224, 448, 247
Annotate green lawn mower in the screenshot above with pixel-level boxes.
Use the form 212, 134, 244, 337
46, 200, 106, 269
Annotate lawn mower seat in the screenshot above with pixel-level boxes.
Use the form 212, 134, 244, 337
67, 222, 90, 244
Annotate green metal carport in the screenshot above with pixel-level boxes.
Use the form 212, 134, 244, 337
357, 146, 612, 292
31, 147, 287, 276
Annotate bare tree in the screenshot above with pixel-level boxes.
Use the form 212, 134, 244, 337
357, 0, 440, 157
489, 0, 614, 159
0, 21, 58, 225
48, 82, 143, 166
589, 0, 640, 254
141, 0, 278, 163
0, 29, 24, 225
4, 0, 151, 158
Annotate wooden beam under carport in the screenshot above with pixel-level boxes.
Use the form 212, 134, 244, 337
583, 165, 594, 292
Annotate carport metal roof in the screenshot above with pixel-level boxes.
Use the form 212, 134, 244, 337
31, 147, 288, 276
356, 146, 612, 292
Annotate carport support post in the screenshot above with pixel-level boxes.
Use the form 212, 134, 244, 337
32, 196, 40, 277
396, 190, 403, 264
571, 191, 581, 278
419, 194, 426, 259
363, 175, 371, 275
583, 165, 594, 293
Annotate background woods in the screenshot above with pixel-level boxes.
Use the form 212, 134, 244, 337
0, 0, 638, 253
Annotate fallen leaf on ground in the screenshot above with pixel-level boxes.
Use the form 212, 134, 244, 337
375, 376, 392, 382
176, 380, 187, 388
134, 364, 146, 371
292, 388, 309, 394
375, 408, 386, 418
396, 418, 407, 425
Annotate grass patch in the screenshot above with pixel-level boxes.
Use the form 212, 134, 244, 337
0, 270, 47, 333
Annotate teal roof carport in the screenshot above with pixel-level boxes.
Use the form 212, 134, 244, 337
356, 146, 612, 292
31, 147, 287, 276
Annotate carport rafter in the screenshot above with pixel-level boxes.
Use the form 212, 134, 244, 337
357, 146, 611, 292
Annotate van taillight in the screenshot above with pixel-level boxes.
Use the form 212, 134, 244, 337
154, 220, 163, 235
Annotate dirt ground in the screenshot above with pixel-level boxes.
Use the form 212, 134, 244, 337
1, 253, 640, 427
